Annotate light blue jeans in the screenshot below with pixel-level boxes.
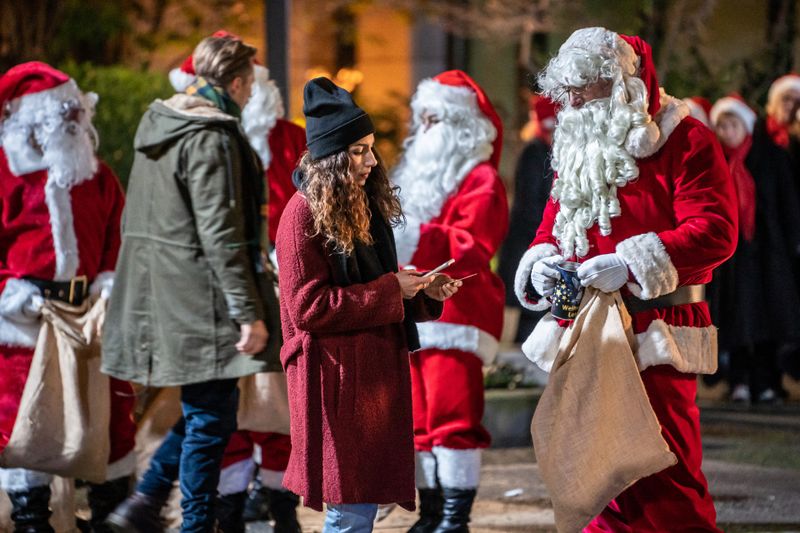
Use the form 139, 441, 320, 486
323, 503, 379, 533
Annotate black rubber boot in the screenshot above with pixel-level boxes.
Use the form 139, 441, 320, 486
7, 485, 55, 533
87, 476, 132, 532
105, 491, 166, 533
432, 488, 476, 533
241, 478, 269, 522
214, 491, 247, 533
266, 488, 301, 533
408, 488, 444, 533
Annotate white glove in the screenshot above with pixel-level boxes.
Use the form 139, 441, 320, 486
530, 255, 563, 297
577, 253, 629, 293
0, 278, 43, 322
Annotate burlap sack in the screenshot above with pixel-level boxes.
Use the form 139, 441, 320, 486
0, 298, 110, 483
531, 289, 677, 532
237, 372, 291, 434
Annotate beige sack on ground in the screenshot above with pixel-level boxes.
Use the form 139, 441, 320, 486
531, 289, 677, 533
0, 477, 77, 532
0, 298, 110, 483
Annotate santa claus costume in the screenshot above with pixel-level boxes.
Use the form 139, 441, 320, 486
0, 62, 136, 531
170, 44, 305, 532
515, 28, 737, 530
392, 70, 508, 532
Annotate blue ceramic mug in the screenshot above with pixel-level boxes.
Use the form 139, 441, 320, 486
550, 261, 584, 320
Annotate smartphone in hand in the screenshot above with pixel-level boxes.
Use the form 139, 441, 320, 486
422, 258, 455, 277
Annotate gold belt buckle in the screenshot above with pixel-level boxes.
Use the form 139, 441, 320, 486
69, 275, 88, 304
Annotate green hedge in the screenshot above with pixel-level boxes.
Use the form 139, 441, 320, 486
61, 62, 174, 188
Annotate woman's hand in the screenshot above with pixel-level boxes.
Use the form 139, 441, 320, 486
423, 274, 462, 301
395, 270, 434, 299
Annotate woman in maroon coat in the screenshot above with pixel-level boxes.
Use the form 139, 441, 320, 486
275, 77, 460, 531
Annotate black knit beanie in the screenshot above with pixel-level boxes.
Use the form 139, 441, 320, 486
303, 77, 374, 160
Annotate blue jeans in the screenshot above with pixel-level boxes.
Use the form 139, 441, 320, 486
137, 378, 239, 533
323, 503, 378, 533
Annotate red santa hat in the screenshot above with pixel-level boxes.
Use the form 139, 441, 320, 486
414, 70, 503, 169
710, 94, 756, 134
682, 96, 712, 127
767, 73, 800, 113
0, 61, 82, 117
530, 95, 558, 132
168, 29, 243, 92
618, 34, 660, 116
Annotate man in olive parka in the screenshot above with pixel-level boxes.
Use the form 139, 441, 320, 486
102, 35, 279, 533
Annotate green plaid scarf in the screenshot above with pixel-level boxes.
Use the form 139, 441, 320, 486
185, 76, 242, 118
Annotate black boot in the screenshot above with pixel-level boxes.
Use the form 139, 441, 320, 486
241, 478, 269, 522
7, 485, 55, 533
408, 488, 443, 533
266, 488, 301, 533
87, 476, 132, 532
215, 491, 247, 533
105, 491, 166, 533
432, 488, 476, 533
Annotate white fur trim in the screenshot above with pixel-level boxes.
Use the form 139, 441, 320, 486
768, 75, 800, 108
0, 315, 39, 347
5, 80, 82, 119
394, 221, 421, 266
710, 97, 757, 134
105, 450, 136, 481
413, 79, 483, 122
514, 243, 559, 311
415, 322, 499, 365
218, 458, 256, 496
635, 320, 718, 374
0, 468, 53, 491
259, 468, 286, 490
169, 68, 196, 93
90, 271, 115, 299
521, 313, 565, 372
683, 98, 710, 127
615, 232, 678, 300
432, 446, 480, 489
0, 278, 40, 316
627, 93, 690, 159
415, 451, 438, 489
44, 180, 79, 281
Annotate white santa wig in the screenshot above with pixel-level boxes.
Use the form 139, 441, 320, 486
242, 65, 284, 168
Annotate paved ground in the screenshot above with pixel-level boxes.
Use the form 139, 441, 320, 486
234, 393, 800, 533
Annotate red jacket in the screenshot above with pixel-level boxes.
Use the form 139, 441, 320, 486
516, 108, 738, 374
395, 162, 508, 363
266, 119, 306, 243
276, 192, 439, 511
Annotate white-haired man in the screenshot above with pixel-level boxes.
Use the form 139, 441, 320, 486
514, 28, 737, 530
392, 70, 508, 533
0, 61, 136, 532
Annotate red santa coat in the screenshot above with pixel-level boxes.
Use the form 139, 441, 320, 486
0, 149, 134, 464
397, 162, 509, 364
515, 105, 738, 374
265, 119, 306, 244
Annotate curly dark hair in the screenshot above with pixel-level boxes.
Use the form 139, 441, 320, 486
297, 148, 403, 255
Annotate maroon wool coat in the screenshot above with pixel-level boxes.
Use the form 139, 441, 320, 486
276, 192, 440, 511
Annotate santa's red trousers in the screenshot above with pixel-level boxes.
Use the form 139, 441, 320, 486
0, 346, 136, 465
221, 430, 291, 473
410, 348, 491, 451
584, 365, 721, 532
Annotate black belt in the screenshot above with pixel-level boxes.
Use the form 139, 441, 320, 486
26, 276, 88, 306
623, 284, 706, 314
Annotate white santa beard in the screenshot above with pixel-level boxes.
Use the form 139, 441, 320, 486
242, 69, 283, 168
392, 123, 486, 224
550, 97, 640, 258
1, 126, 48, 175
38, 120, 98, 189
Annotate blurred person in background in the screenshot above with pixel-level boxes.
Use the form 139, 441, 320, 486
498, 95, 558, 343
710, 95, 800, 404
392, 70, 508, 533
0, 61, 136, 533
683, 96, 713, 129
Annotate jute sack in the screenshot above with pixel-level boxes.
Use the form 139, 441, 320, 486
0, 298, 110, 483
237, 372, 291, 434
531, 289, 677, 532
